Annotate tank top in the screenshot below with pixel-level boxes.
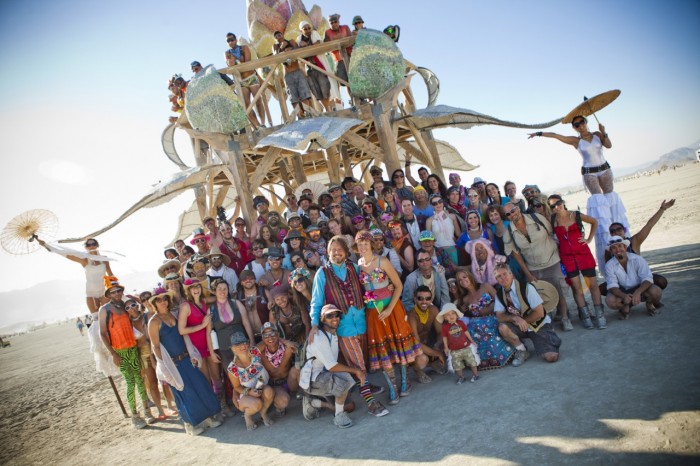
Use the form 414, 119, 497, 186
108, 310, 136, 350
431, 212, 455, 248
577, 135, 607, 168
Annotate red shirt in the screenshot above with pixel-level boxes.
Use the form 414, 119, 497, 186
442, 320, 472, 351
324, 25, 353, 62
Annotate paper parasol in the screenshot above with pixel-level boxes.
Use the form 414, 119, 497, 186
295, 181, 329, 201
1, 209, 59, 255
562, 90, 621, 124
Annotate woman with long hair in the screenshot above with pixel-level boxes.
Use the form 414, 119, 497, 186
356, 231, 426, 405
529, 116, 628, 267
390, 168, 414, 201
288, 267, 313, 314
548, 194, 605, 329
426, 174, 448, 199
486, 182, 510, 207
178, 279, 220, 386
257, 224, 278, 249
148, 288, 221, 436
426, 196, 462, 267
453, 267, 514, 369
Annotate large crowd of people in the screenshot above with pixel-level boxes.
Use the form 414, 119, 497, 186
50, 148, 675, 433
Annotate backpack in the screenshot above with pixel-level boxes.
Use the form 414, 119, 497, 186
506, 213, 552, 256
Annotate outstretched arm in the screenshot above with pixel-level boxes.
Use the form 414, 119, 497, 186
631, 199, 675, 253
528, 132, 579, 148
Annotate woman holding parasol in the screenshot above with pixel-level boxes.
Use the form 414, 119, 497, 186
527, 90, 628, 267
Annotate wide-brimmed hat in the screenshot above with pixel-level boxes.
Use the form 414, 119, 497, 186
163, 272, 182, 283
531, 280, 560, 314
148, 286, 174, 306
328, 183, 341, 191
158, 259, 182, 278
163, 247, 178, 258
608, 235, 630, 248
287, 212, 302, 222
190, 228, 210, 245
103, 276, 125, 298
207, 246, 231, 266
436, 303, 464, 323
284, 230, 305, 245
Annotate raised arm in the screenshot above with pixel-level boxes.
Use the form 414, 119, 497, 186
631, 199, 675, 253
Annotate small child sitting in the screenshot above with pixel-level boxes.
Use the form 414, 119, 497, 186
437, 303, 480, 385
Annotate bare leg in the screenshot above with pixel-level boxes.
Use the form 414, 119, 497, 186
260, 386, 275, 426
86, 297, 99, 313
569, 276, 587, 308
142, 363, 164, 416
249, 83, 266, 126
241, 87, 261, 128
584, 275, 603, 306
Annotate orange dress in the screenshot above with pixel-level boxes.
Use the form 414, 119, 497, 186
359, 258, 422, 372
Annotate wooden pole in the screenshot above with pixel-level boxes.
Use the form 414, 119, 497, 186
108, 376, 129, 418
325, 145, 341, 185
290, 156, 307, 185
371, 102, 402, 176
225, 140, 256, 224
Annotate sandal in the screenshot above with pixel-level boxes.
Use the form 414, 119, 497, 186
646, 302, 658, 316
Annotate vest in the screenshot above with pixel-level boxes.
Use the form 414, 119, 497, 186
322, 262, 365, 313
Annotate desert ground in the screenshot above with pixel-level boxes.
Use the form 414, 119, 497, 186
1, 163, 699, 466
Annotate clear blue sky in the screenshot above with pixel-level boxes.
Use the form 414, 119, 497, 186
0, 0, 698, 305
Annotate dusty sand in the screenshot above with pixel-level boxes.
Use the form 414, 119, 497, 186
1, 164, 699, 466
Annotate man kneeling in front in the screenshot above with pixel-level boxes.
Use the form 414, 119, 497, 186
493, 263, 561, 366
300, 304, 358, 428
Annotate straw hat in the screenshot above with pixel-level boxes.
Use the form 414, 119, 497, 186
531, 280, 560, 314
158, 259, 182, 278
207, 246, 231, 266
148, 286, 174, 306
436, 303, 464, 323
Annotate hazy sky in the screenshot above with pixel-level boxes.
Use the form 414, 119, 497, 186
0, 0, 698, 307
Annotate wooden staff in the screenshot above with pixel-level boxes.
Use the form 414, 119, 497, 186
108, 376, 129, 418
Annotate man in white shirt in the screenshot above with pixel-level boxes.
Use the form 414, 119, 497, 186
300, 305, 359, 428
605, 236, 663, 319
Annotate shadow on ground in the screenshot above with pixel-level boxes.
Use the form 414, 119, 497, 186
198, 244, 700, 464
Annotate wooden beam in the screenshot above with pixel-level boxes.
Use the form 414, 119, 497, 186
274, 70, 290, 123
249, 147, 282, 193
225, 141, 256, 224
277, 159, 293, 194
325, 145, 341, 184
290, 155, 307, 185
371, 102, 402, 176
341, 130, 384, 161
339, 143, 353, 177
398, 141, 433, 168
245, 64, 276, 115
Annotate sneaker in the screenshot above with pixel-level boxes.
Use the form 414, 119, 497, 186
561, 318, 574, 332
203, 416, 222, 429
369, 384, 385, 395
334, 411, 353, 429
367, 400, 389, 417
184, 422, 204, 436
310, 398, 324, 409
144, 410, 157, 425
131, 416, 147, 429
456, 377, 465, 385
511, 349, 530, 367
470, 375, 480, 383
302, 396, 320, 421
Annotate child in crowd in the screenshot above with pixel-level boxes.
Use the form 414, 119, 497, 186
437, 303, 480, 384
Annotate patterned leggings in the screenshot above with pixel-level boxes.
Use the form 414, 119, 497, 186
115, 346, 148, 413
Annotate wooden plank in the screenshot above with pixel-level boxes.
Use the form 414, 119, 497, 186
325, 145, 341, 184
225, 141, 256, 224
371, 103, 401, 176
291, 155, 307, 184
245, 64, 276, 115
341, 130, 384, 160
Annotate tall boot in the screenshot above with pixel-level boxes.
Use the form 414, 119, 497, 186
577, 306, 594, 329
399, 365, 412, 397
594, 304, 607, 329
214, 381, 233, 418
383, 371, 399, 405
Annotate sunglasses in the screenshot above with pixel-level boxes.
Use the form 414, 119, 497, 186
304, 253, 315, 260
505, 206, 518, 217
324, 312, 342, 319
154, 296, 168, 303
352, 220, 364, 224
609, 238, 626, 245
85, 242, 98, 247
262, 332, 277, 339
531, 201, 543, 208
415, 296, 432, 301
125, 303, 139, 310
195, 239, 207, 243
417, 258, 432, 263
331, 204, 341, 209
549, 200, 564, 209
393, 174, 404, 179
573, 119, 586, 128
431, 200, 443, 206
227, 38, 236, 42
468, 194, 478, 198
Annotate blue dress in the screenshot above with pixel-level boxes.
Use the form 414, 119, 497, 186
159, 322, 220, 425
464, 294, 515, 369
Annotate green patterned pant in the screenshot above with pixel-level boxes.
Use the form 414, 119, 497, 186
115, 346, 148, 413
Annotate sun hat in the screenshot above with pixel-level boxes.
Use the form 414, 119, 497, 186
436, 303, 464, 323
362, 198, 374, 206
288, 267, 311, 285
284, 230, 305, 244
163, 247, 178, 258
287, 213, 302, 222
163, 272, 182, 283
531, 280, 560, 314
521, 184, 540, 195
472, 177, 486, 186
419, 231, 436, 242
190, 228, 210, 245
158, 259, 182, 278
352, 15, 364, 25
103, 276, 125, 298
148, 286, 174, 306
298, 194, 313, 204
207, 246, 231, 266
608, 235, 630, 248
230, 332, 248, 346
182, 278, 205, 291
